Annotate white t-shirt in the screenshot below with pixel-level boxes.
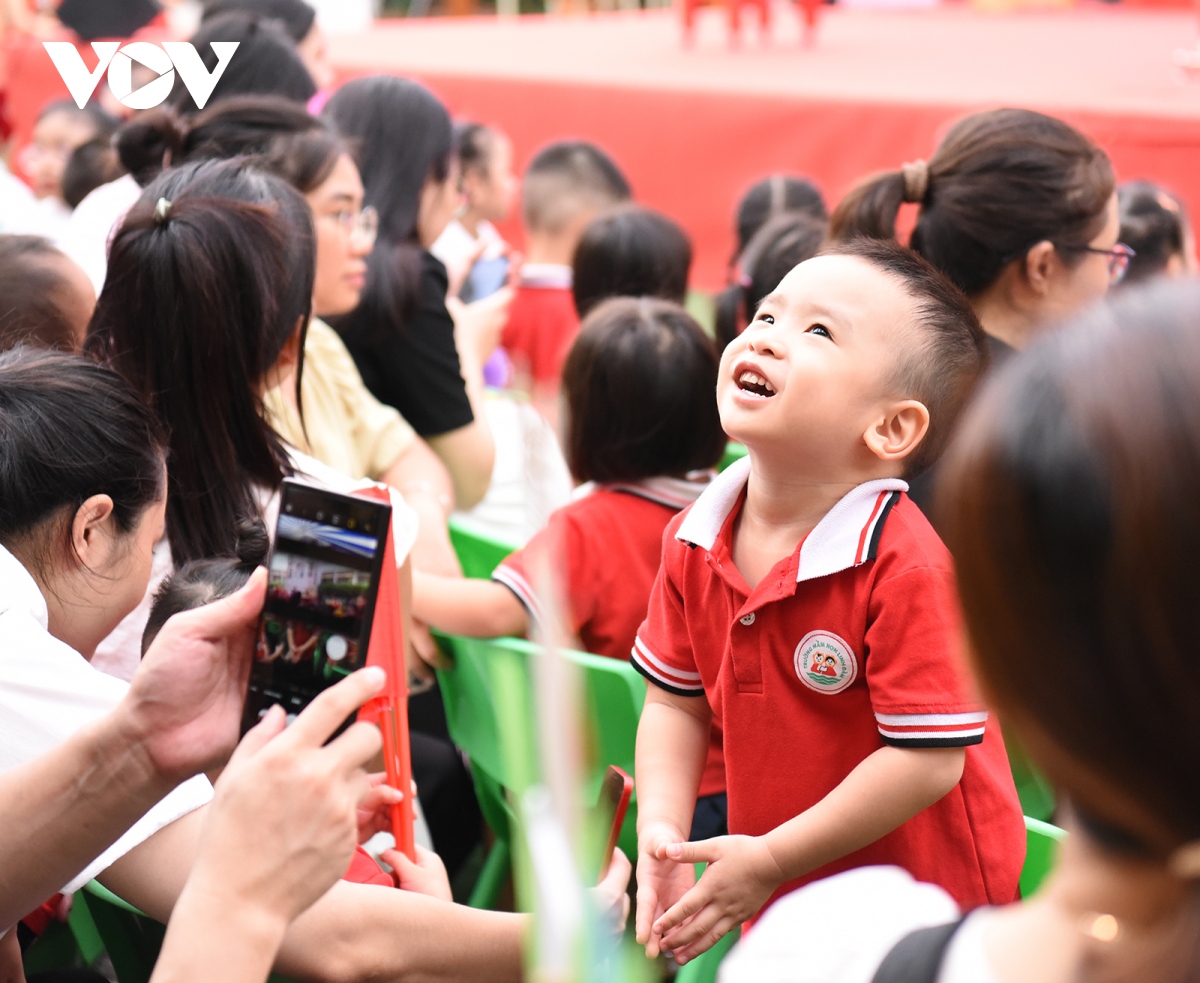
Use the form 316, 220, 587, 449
94, 448, 420, 682
452, 392, 573, 546
430, 217, 506, 275
0, 544, 214, 896
717, 866, 1001, 983
59, 173, 142, 294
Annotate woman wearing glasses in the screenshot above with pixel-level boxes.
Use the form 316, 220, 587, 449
109, 96, 462, 591
830, 108, 1128, 365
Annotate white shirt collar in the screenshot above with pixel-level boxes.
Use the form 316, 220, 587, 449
675, 457, 909, 583
518, 263, 573, 290
573, 473, 715, 511
0, 542, 49, 628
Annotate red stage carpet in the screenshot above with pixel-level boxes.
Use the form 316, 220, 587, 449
329, 5, 1200, 288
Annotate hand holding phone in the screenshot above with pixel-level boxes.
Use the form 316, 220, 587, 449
241, 480, 392, 736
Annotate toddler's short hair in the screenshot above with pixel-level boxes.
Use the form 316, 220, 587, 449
562, 297, 726, 484
521, 141, 631, 236
820, 238, 987, 476
572, 205, 692, 318
141, 518, 269, 655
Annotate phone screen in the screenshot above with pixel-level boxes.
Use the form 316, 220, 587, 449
241, 479, 391, 735
460, 256, 510, 304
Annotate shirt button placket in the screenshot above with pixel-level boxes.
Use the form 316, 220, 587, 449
739, 612, 756, 626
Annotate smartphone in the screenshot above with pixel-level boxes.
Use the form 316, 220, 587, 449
460, 255, 510, 304
594, 765, 634, 883
240, 479, 392, 735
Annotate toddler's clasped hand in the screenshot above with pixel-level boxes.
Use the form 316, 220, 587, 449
642, 833, 786, 965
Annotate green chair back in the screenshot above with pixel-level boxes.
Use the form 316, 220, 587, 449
1021, 816, 1066, 898
448, 515, 521, 580
435, 633, 647, 906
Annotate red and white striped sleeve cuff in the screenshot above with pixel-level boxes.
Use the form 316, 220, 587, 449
875, 711, 987, 748
630, 637, 705, 697
491, 564, 544, 623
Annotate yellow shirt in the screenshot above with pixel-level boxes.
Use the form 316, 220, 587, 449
264, 318, 416, 481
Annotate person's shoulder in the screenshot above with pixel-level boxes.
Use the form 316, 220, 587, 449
719, 867, 961, 983
874, 492, 953, 574
420, 249, 450, 287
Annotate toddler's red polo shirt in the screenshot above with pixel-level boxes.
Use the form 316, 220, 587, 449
632, 459, 1024, 911
495, 479, 725, 796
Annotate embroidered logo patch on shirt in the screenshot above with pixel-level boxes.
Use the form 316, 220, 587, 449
794, 630, 857, 694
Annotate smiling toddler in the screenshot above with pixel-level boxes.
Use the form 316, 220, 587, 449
631, 239, 1025, 964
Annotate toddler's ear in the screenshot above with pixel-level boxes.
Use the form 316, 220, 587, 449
863, 400, 929, 466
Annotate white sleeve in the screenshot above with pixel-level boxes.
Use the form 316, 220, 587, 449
717, 867, 962, 983
0, 617, 213, 895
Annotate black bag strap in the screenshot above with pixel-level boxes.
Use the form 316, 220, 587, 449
869, 918, 967, 983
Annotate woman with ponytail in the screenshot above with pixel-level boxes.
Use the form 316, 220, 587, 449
722, 277, 1200, 983
831, 108, 1124, 359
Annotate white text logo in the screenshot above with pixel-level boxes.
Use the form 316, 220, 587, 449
43, 41, 239, 111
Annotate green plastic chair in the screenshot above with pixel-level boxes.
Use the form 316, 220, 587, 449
1022, 815, 1066, 897
448, 515, 521, 580
435, 632, 646, 908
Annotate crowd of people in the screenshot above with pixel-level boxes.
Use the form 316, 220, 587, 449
1, 0, 1199, 982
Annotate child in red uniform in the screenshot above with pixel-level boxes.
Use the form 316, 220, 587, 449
632, 239, 1025, 964
415, 297, 730, 834
503, 141, 630, 391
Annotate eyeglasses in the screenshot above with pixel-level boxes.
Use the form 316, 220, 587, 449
319, 205, 378, 249
1059, 242, 1136, 286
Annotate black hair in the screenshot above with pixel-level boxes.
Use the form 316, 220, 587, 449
831, 108, 1114, 298
0, 236, 88, 352
171, 12, 315, 115
820, 238, 987, 476
117, 95, 344, 191
734, 174, 826, 259
141, 516, 269, 654
85, 158, 314, 565
454, 120, 496, 178
715, 211, 827, 351
1117, 181, 1188, 286
324, 75, 452, 343
62, 136, 127, 207
521, 140, 631, 235
201, 0, 316, 43
571, 205, 691, 319
561, 297, 725, 483
0, 347, 165, 569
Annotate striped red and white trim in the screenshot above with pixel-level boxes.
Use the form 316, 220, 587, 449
874, 710, 988, 748
630, 636, 705, 697
491, 565, 545, 623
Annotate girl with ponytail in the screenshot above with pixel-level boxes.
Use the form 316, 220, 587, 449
831, 108, 1124, 356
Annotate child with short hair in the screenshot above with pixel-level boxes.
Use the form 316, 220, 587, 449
502, 140, 631, 389
571, 205, 692, 319
633, 239, 1025, 964
414, 297, 730, 834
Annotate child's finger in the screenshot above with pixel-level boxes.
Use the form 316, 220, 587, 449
661, 899, 723, 952
670, 914, 739, 966
634, 878, 659, 947
653, 879, 711, 937
661, 839, 716, 864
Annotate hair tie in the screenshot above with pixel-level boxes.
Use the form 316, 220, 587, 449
901, 160, 929, 204
154, 197, 173, 223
